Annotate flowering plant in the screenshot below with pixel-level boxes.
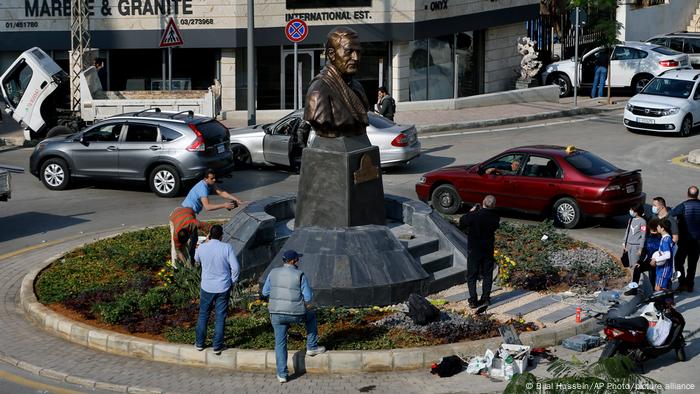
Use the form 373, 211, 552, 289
494, 250, 517, 284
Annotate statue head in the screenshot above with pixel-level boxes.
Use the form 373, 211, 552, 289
325, 27, 361, 76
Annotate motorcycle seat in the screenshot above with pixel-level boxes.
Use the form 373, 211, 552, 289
607, 316, 649, 332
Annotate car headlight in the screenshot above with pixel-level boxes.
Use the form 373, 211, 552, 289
418, 176, 426, 184
660, 107, 680, 116
626, 103, 634, 111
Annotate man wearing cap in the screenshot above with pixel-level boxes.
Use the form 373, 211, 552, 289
262, 250, 326, 383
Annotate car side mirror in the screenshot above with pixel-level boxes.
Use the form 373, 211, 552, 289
78, 135, 87, 145
477, 166, 485, 175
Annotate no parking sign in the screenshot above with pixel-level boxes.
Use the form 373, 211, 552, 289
285, 19, 308, 43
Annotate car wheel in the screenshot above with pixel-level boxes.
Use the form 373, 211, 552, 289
552, 197, 581, 229
40, 158, 70, 190
549, 73, 572, 97
632, 74, 653, 94
45, 126, 74, 138
431, 184, 462, 214
150, 165, 181, 198
231, 144, 252, 168
680, 115, 692, 137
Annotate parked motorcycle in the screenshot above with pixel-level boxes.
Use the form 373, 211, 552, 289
599, 285, 686, 364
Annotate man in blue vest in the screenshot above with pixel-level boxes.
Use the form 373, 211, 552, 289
262, 250, 325, 383
673, 185, 700, 292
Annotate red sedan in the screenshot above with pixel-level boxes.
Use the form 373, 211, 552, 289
415, 145, 646, 228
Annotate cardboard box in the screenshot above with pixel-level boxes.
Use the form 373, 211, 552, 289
490, 344, 531, 378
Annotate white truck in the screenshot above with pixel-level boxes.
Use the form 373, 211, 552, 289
1, 47, 220, 141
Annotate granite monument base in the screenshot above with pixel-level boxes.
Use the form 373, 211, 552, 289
261, 224, 430, 307
294, 135, 386, 228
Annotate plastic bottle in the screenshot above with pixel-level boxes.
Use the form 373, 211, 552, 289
504, 355, 514, 380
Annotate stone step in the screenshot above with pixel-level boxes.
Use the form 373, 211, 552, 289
538, 306, 577, 324
400, 236, 440, 259
420, 250, 453, 273
488, 289, 534, 309
427, 266, 465, 293
503, 295, 559, 317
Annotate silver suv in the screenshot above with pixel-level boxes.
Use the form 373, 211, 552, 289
29, 109, 234, 197
647, 32, 700, 69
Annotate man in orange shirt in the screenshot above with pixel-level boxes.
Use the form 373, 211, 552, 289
169, 207, 212, 267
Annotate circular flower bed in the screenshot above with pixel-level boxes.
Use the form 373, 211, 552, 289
34, 227, 538, 350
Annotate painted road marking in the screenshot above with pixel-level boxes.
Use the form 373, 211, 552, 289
0, 369, 83, 394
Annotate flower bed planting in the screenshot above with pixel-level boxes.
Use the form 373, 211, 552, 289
35, 227, 537, 350
492, 221, 624, 292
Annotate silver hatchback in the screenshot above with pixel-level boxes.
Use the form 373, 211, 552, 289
29, 110, 234, 197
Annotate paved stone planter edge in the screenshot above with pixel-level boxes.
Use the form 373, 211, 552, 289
20, 255, 602, 374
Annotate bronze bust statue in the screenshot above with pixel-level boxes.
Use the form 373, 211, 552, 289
304, 27, 370, 138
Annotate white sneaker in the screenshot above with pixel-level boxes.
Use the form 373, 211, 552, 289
306, 346, 326, 356
277, 375, 287, 383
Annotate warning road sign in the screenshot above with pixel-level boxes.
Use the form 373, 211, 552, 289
285, 19, 308, 43
160, 17, 184, 47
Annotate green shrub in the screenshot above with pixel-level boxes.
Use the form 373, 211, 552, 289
93, 290, 141, 325
138, 287, 168, 318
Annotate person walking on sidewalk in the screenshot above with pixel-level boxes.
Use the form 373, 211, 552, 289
375, 86, 395, 121
672, 186, 700, 292
623, 203, 647, 272
459, 195, 500, 313
591, 49, 609, 98
262, 250, 326, 383
194, 225, 240, 355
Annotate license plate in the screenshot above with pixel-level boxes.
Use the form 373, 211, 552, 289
626, 184, 635, 193
217, 144, 225, 154
636, 117, 654, 124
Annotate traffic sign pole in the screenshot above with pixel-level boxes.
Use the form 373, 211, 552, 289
574, 7, 579, 108
168, 47, 172, 91
294, 42, 298, 110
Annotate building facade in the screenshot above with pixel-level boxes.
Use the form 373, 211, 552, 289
1, 0, 539, 112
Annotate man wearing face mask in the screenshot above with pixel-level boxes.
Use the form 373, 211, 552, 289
651, 196, 678, 243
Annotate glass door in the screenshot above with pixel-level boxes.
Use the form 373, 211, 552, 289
281, 49, 322, 110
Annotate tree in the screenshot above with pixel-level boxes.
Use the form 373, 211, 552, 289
569, 0, 622, 49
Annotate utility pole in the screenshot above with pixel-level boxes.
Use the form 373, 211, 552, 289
573, 6, 579, 108
70, 0, 91, 113
247, 0, 255, 126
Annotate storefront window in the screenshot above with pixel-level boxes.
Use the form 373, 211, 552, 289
428, 36, 454, 100
456, 31, 482, 97
408, 40, 428, 101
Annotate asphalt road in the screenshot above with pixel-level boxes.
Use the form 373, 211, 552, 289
1, 111, 698, 258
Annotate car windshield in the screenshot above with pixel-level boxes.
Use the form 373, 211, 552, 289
369, 114, 395, 129
564, 151, 619, 176
652, 47, 681, 56
641, 78, 695, 98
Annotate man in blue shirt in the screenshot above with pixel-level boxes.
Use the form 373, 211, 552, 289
179, 169, 244, 262
262, 250, 325, 383
194, 225, 240, 354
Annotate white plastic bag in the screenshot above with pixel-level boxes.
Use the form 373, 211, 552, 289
647, 315, 672, 346
466, 357, 487, 374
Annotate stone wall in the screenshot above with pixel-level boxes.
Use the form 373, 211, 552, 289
484, 23, 524, 94
220, 49, 236, 113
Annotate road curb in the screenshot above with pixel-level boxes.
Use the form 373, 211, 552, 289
18, 243, 601, 377
415, 107, 617, 134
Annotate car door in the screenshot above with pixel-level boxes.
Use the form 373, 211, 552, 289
472, 153, 525, 208
263, 116, 298, 166
118, 122, 160, 180
580, 49, 602, 86
685, 37, 700, 69
610, 46, 644, 87
690, 81, 700, 125
69, 122, 123, 178
510, 155, 563, 213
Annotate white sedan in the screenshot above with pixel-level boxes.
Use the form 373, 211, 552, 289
623, 69, 700, 137
229, 110, 421, 169
542, 41, 689, 97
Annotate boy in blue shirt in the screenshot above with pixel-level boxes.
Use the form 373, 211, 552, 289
651, 219, 675, 291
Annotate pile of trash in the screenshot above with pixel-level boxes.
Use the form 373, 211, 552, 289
466, 343, 531, 381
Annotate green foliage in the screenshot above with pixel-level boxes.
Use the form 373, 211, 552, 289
171, 264, 201, 302
505, 355, 663, 394
568, 0, 621, 49
93, 290, 141, 325
138, 287, 168, 318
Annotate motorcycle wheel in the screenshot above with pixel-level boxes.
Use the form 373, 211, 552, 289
599, 339, 624, 360
676, 346, 686, 362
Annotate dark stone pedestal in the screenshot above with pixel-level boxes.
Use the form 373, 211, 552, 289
262, 225, 430, 307
294, 135, 386, 228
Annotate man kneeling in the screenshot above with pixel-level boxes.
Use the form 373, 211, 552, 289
262, 250, 325, 383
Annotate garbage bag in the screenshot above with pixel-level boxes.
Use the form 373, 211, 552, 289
647, 315, 672, 346
466, 356, 488, 374
430, 355, 464, 377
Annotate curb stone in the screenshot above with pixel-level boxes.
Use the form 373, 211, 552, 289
416, 107, 615, 134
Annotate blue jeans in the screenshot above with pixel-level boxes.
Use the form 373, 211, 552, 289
195, 288, 230, 350
270, 311, 319, 378
592, 66, 607, 98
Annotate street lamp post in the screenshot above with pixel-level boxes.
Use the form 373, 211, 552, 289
247, 0, 255, 126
